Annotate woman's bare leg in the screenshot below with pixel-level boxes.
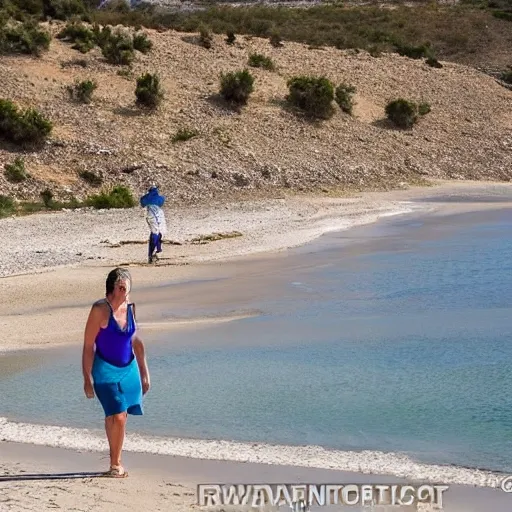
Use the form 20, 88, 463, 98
105, 412, 127, 468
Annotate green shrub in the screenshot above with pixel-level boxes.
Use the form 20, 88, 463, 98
248, 53, 275, 70
79, 170, 102, 186
199, 23, 213, 49
67, 79, 97, 103
492, 10, 512, 21
219, 69, 254, 105
93, 24, 112, 49
101, 30, 134, 65
269, 31, 283, 48
57, 22, 95, 53
133, 32, 152, 53
40, 188, 54, 207
501, 70, 512, 84
286, 76, 335, 120
172, 127, 199, 143
135, 72, 163, 109
0, 194, 15, 218
226, 30, 236, 45
385, 98, 419, 128
4, 156, 28, 182
0, 21, 51, 55
394, 42, 433, 59
0, 99, 52, 146
335, 83, 356, 115
87, 185, 136, 209
44, 0, 88, 21
418, 101, 431, 116
426, 56, 443, 68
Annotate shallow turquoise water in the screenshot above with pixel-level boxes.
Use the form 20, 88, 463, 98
2, 207, 512, 472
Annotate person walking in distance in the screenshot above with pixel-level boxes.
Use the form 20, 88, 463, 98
139, 185, 167, 264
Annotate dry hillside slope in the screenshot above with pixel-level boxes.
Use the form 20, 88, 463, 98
0, 23, 511, 205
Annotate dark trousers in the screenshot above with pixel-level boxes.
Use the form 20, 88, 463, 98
148, 232, 162, 260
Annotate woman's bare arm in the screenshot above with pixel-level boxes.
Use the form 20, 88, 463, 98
133, 335, 150, 395
82, 304, 102, 395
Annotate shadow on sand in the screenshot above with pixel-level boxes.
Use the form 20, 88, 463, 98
0, 471, 106, 482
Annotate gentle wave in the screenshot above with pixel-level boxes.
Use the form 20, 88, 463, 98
0, 417, 504, 488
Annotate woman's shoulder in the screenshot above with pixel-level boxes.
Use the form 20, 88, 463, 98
92, 299, 110, 314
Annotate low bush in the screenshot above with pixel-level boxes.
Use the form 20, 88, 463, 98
172, 127, 199, 142
0, 194, 15, 218
0, 99, 52, 146
248, 53, 275, 70
4, 156, 28, 182
87, 185, 136, 209
79, 170, 102, 186
133, 31, 152, 53
286, 75, 335, 119
219, 69, 254, 105
135, 72, 163, 109
67, 79, 97, 103
101, 29, 134, 65
335, 83, 356, 115
226, 29, 236, 45
385, 98, 430, 128
0, 20, 51, 55
199, 23, 213, 49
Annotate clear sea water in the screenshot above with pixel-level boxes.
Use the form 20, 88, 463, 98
2, 205, 512, 474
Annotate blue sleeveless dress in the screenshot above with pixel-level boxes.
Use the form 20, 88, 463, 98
92, 302, 143, 417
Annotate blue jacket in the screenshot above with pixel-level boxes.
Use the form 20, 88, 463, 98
140, 187, 165, 208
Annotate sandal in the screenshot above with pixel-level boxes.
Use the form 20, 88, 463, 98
102, 465, 129, 478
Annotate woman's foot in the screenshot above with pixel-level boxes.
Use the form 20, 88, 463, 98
103, 465, 128, 478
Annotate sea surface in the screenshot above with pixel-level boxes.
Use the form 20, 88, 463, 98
2, 204, 512, 482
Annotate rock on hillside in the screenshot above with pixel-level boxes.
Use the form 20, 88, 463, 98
0, 23, 511, 205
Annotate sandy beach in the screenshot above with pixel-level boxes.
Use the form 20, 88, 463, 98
2, 180, 512, 511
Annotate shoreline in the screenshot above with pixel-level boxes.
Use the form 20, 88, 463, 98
1, 440, 511, 511
2, 181, 512, 511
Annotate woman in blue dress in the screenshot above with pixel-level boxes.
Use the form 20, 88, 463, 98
82, 267, 150, 478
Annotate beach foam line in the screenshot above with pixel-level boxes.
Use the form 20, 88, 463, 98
0, 417, 504, 488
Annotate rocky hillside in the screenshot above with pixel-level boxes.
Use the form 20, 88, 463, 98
0, 22, 511, 206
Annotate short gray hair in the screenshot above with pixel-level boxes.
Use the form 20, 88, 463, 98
105, 267, 131, 295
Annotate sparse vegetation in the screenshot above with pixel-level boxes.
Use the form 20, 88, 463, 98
101, 29, 134, 65
61, 58, 88, 68
133, 31, 152, 53
4, 157, 28, 183
226, 29, 236, 45
0, 99, 52, 146
79, 170, 102, 186
87, 185, 136, 209
248, 53, 275, 70
57, 21, 96, 53
426, 56, 443, 68
418, 101, 432, 116
40, 188, 54, 207
219, 69, 254, 105
1, 2, 511, 69
0, 195, 15, 218
394, 42, 434, 60
385, 98, 430, 129
172, 128, 199, 143
199, 23, 213, 49
335, 83, 356, 115
501, 69, 512, 84
0, 20, 51, 56
286, 76, 335, 120
135, 72, 163, 109
67, 79, 97, 103
269, 31, 283, 48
